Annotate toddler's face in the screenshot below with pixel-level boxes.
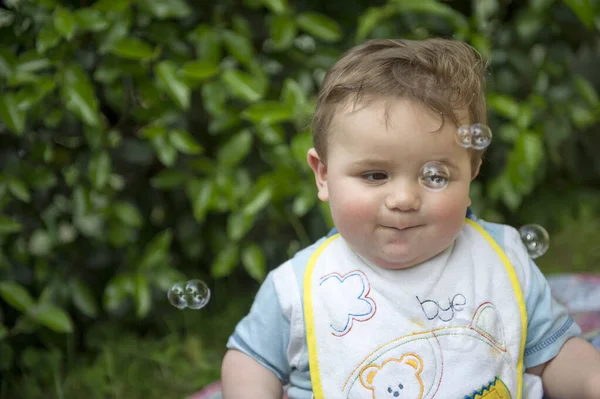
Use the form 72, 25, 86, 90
308, 98, 476, 270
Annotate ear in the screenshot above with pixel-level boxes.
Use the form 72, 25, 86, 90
401, 353, 423, 374
307, 148, 329, 202
471, 158, 482, 181
359, 364, 380, 390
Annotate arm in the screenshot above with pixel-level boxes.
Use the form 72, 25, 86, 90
528, 337, 600, 399
221, 349, 283, 399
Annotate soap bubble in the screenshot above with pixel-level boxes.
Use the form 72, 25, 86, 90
168, 279, 211, 310
419, 161, 450, 192
519, 224, 550, 259
185, 279, 211, 310
470, 123, 493, 150
167, 282, 187, 310
456, 125, 472, 148
455, 123, 493, 150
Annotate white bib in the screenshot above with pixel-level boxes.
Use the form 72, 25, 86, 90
304, 219, 527, 399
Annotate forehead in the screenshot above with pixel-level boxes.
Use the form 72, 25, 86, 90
328, 98, 469, 159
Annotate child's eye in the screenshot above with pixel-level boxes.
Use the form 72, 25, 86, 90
419, 161, 450, 192
362, 172, 388, 182
420, 174, 449, 191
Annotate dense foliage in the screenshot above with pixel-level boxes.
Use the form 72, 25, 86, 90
0, 0, 598, 397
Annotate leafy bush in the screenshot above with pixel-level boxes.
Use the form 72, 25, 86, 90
0, 0, 598, 397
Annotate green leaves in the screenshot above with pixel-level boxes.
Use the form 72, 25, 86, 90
217, 130, 253, 167
0, 216, 22, 234
186, 180, 214, 222
241, 243, 266, 281
69, 279, 98, 318
211, 243, 239, 278
29, 304, 73, 333
296, 12, 342, 43
180, 60, 219, 81
138, 0, 191, 20
261, 0, 287, 14
0, 93, 25, 135
114, 201, 143, 227
60, 65, 101, 127
8, 179, 30, 202
155, 61, 190, 110
222, 69, 264, 102
564, 0, 596, 30
356, 1, 467, 40
88, 151, 112, 190
138, 230, 172, 271
242, 101, 294, 125
111, 37, 156, 60
170, 129, 203, 154
75, 9, 109, 32
222, 30, 254, 65
269, 15, 297, 50
53, 8, 76, 41
37, 22, 61, 54
488, 94, 520, 120
0, 282, 35, 312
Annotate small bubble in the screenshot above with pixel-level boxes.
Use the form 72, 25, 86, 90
168, 282, 187, 309
470, 123, 492, 150
456, 125, 472, 148
519, 224, 550, 259
185, 279, 210, 310
168, 280, 211, 310
419, 161, 450, 192
455, 123, 493, 150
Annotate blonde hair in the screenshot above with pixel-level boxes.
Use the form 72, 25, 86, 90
312, 38, 488, 171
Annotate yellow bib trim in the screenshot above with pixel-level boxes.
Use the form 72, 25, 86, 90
305, 233, 341, 399
464, 218, 528, 399
305, 220, 528, 399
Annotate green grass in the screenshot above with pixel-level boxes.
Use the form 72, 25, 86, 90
535, 205, 600, 275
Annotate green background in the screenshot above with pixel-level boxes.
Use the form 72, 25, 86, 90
0, 0, 599, 397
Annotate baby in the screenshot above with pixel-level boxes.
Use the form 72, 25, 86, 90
221, 38, 600, 399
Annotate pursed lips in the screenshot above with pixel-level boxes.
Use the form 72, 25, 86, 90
380, 224, 422, 231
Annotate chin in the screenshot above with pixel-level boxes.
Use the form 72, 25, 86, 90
376, 254, 420, 270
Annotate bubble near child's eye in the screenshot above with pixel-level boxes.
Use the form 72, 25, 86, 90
167, 282, 187, 310
470, 123, 493, 150
519, 224, 550, 259
456, 125, 472, 148
185, 279, 211, 310
419, 161, 449, 192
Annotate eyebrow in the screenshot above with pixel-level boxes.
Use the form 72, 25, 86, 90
351, 159, 391, 167
430, 157, 460, 170
351, 157, 460, 170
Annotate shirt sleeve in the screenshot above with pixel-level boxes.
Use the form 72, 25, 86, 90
226, 270, 291, 383
523, 258, 582, 369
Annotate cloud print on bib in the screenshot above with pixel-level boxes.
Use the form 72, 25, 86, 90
319, 270, 377, 336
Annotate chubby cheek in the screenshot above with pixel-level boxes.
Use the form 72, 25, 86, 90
329, 190, 376, 231
426, 189, 470, 232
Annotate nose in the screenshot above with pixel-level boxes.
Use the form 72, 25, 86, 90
384, 180, 421, 211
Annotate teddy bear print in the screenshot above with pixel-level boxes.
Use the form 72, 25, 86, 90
359, 353, 424, 399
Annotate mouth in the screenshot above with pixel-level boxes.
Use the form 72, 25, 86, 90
381, 224, 422, 231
